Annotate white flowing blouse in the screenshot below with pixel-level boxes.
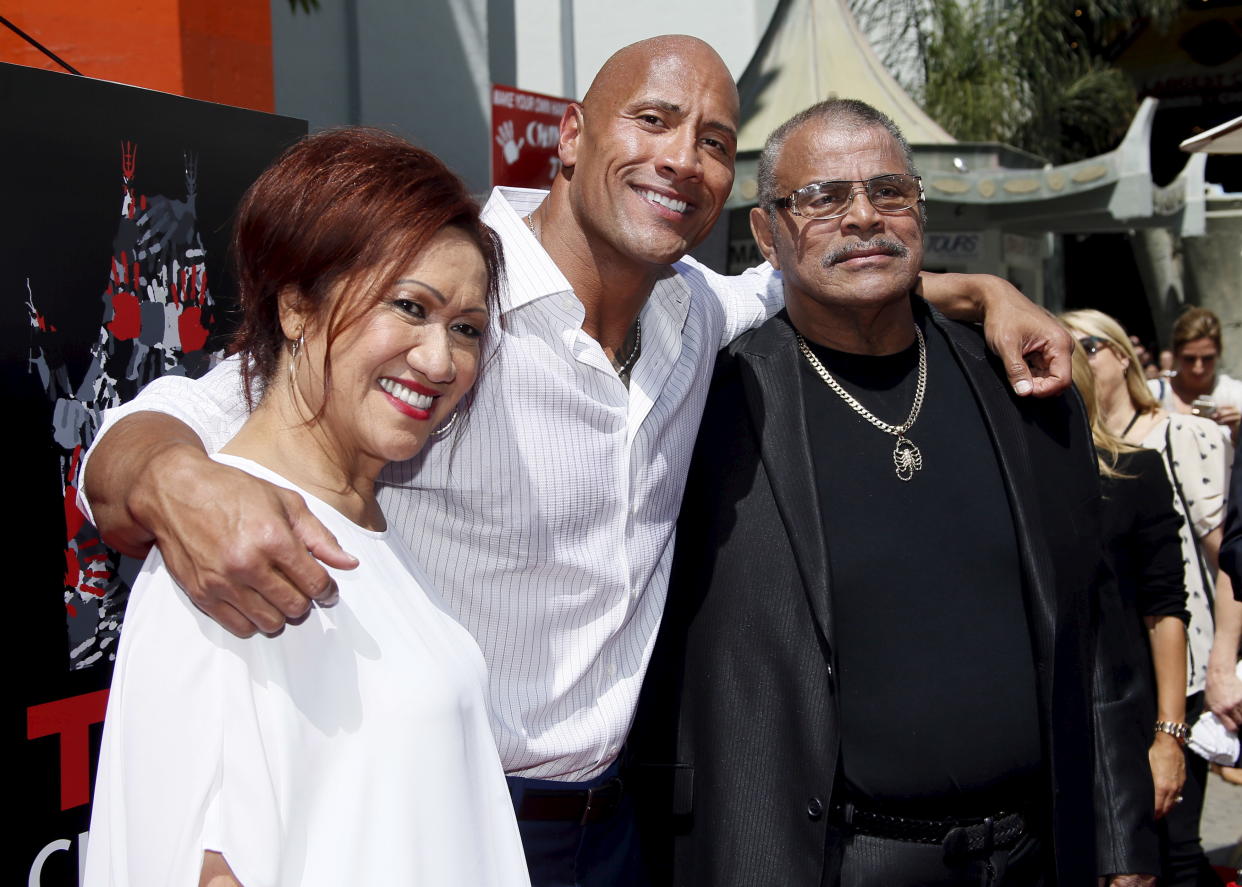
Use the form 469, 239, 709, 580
85, 455, 530, 887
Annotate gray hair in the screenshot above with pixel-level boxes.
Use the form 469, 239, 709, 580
756, 98, 919, 208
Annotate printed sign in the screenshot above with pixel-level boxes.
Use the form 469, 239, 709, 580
2, 61, 306, 886
924, 232, 982, 262
491, 84, 572, 188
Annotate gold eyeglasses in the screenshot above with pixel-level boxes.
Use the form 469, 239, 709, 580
774, 174, 924, 220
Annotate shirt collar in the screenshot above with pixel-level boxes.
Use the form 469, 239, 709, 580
481, 187, 573, 315
481, 186, 694, 332
649, 265, 693, 330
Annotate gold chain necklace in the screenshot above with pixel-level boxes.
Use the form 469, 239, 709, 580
796, 327, 927, 481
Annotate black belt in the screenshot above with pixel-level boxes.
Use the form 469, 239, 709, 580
831, 802, 1026, 858
515, 777, 624, 825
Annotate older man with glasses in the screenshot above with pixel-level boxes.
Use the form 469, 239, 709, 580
629, 97, 1156, 887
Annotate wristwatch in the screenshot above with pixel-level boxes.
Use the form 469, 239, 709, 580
1155, 720, 1190, 745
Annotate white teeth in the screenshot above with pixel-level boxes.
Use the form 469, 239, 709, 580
643, 190, 688, 214
378, 378, 433, 410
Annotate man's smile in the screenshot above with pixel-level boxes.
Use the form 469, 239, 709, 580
635, 186, 693, 216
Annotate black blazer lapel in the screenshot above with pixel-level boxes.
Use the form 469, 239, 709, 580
932, 311, 1058, 700
735, 314, 834, 647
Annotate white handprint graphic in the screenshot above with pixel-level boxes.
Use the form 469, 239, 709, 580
495, 121, 525, 165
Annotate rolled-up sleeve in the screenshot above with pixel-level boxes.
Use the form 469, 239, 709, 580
683, 259, 784, 350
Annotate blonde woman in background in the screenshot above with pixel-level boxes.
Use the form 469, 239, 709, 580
1068, 344, 1188, 819
1063, 309, 1232, 887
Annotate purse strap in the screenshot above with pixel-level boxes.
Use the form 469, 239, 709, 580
1162, 419, 1216, 613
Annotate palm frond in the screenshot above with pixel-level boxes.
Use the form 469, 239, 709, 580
848, 0, 1167, 161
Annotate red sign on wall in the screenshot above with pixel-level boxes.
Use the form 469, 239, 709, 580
491, 84, 572, 189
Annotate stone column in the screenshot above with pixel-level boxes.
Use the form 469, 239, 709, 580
1184, 198, 1242, 379
1131, 227, 1188, 353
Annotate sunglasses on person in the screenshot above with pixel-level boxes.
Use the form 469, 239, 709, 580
774, 174, 924, 220
1078, 336, 1111, 356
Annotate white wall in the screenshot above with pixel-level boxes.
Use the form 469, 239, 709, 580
271, 0, 778, 191
272, 0, 502, 190
515, 0, 779, 98
570, 0, 777, 95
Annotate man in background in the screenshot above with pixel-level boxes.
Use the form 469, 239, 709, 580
630, 98, 1155, 886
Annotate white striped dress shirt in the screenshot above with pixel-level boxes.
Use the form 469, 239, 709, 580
86, 187, 782, 781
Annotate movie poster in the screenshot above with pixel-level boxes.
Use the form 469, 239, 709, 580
0, 62, 306, 885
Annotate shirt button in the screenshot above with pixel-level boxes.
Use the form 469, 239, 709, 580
807, 797, 824, 820
826, 664, 833, 677
607, 661, 617, 678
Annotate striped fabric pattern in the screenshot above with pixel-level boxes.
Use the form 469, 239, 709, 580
85, 186, 783, 782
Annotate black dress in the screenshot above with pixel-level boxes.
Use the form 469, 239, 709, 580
1098, 447, 1190, 721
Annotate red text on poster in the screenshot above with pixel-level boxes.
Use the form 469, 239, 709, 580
491, 84, 572, 188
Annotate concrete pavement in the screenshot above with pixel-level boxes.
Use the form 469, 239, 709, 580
1203, 766, 1242, 873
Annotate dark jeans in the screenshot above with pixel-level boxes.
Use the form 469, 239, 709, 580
507, 759, 648, 887
1161, 691, 1220, 886
838, 830, 1045, 887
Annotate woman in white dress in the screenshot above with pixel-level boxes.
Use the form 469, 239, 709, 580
85, 128, 530, 887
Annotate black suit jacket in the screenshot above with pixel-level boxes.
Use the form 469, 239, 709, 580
629, 305, 1157, 885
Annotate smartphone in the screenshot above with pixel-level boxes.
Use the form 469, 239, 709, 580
1191, 396, 1217, 418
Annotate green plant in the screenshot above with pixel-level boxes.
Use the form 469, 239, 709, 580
848, 0, 1178, 162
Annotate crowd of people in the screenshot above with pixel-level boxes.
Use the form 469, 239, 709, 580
72, 32, 1242, 887
1064, 308, 1242, 883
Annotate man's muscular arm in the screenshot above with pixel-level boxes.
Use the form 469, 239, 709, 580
715, 264, 1071, 397
85, 411, 357, 637
1195, 525, 1242, 729
920, 271, 1072, 398
1206, 581, 1242, 730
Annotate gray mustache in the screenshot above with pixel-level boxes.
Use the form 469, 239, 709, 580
823, 239, 909, 267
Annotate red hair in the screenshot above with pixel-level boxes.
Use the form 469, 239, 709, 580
229, 127, 502, 408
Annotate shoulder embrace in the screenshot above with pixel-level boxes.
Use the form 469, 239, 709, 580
930, 306, 1075, 410
708, 340, 747, 396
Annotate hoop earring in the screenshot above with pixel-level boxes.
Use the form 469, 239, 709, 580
288, 331, 304, 388
429, 409, 458, 438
